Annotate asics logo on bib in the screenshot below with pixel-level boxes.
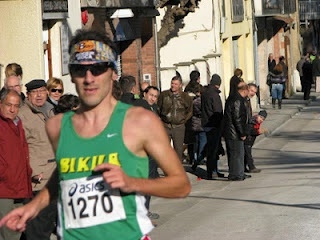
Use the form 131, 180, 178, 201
60, 153, 121, 173
68, 180, 105, 197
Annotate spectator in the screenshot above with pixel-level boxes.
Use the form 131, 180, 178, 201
229, 68, 244, 97
223, 83, 249, 181
184, 70, 201, 93
200, 74, 224, 179
190, 84, 207, 171
268, 53, 276, 72
139, 81, 150, 98
296, 55, 306, 91
158, 76, 193, 162
46, 77, 64, 107
120, 81, 162, 223
54, 94, 80, 114
302, 57, 313, 100
5, 63, 23, 78
143, 85, 160, 113
244, 110, 268, 173
267, 54, 276, 96
184, 75, 200, 165
0, 89, 32, 240
119, 75, 140, 104
269, 63, 286, 109
309, 49, 317, 62
3, 75, 25, 102
312, 54, 320, 91
4, 63, 26, 101
140, 85, 161, 223
279, 56, 288, 98
18, 79, 56, 240
244, 83, 258, 172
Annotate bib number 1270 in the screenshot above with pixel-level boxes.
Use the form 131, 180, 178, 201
67, 192, 113, 219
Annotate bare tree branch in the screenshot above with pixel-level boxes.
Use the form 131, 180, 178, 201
157, 0, 200, 48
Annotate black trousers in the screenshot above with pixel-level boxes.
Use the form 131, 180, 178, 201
226, 139, 245, 178
205, 127, 221, 176
22, 192, 57, 240
145, 156, 159, 210
303, 82, 312, 100
244, 144, 255, 170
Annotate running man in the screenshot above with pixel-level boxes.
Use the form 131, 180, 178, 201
0, 29, 191, 240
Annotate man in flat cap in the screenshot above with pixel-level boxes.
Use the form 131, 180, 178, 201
18, 79, 57, 239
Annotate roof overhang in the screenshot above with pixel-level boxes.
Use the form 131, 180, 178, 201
81, 0, 158, 8
273, 15, 294, 24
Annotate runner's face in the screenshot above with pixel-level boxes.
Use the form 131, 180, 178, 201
71, 62, 114, 108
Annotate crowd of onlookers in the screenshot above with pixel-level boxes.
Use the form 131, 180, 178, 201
152, 70, 268, 181
0, 63, 80, 240
0, 61, 269, 239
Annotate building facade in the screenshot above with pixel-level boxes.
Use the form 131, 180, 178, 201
254, 0, 301, 105
157, 0, 255, 107
0, 0, 82, 94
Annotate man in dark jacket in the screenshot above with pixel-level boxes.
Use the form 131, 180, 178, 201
119, 76, 161, 223
119, 75, 150, 110
200, 74, 224, 179
223, 83, 249, 181
312, 54, 320, 92
302, 57, 313, 100
158, 76, 193, 161
119, 75, 139, 104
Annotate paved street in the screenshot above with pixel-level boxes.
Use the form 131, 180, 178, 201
149, 91, 320, 240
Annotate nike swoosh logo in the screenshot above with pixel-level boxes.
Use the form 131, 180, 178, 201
107, 133, 118, 138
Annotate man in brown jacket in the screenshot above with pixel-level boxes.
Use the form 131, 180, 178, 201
18, 79, 56, 240
158, 76, 193, 161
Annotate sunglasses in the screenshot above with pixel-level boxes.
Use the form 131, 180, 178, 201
51, 89, 63, 93
69, 62, 113, 78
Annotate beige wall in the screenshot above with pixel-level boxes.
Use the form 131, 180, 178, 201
0, 0, 82, 94
221, 0, 255, 98
0, 0, 43, 91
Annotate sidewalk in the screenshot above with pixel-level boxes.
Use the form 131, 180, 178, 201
255, 89, 320, 144
183, 88, 320, 183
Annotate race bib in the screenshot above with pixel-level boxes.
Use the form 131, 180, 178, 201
60, 175, 126, 229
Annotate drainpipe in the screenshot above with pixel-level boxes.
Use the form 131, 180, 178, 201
153, 17, 161, 90
253, 23, 259, 85
252, 0, 260, 106
0, 64, 3, 88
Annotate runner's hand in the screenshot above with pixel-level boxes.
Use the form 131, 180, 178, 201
0, 204, 38, 232
94, 163, 134, 193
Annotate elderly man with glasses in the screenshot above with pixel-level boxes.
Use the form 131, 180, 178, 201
3, 75, 25, 102
17, 79, 57, 240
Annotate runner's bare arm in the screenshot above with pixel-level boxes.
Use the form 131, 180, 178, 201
94, 107, 191, 198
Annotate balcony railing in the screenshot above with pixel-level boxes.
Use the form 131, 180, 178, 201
255, 0, 296, 16
299, 1, 320, 21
